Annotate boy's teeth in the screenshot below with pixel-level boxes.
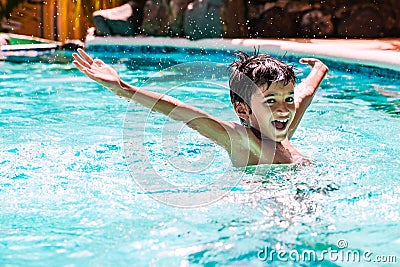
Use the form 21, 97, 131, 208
272, 119, 288, 131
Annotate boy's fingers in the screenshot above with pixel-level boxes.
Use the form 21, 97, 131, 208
299, 58, 314, 63
73, 53, 91, 68
72, 61, 87, 72
73, 60, 93, 74
299, 59, 307, 64
72, 53, 80, 61
75, 63, 94, 74
77, 48, 94, 65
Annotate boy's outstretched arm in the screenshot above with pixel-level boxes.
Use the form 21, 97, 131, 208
72, 49, 235, 151
288, 58, 328, 139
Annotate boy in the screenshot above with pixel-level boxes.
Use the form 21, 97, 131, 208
73, 48, 328, 167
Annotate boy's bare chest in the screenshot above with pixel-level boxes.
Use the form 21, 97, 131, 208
231, 135, 303, 166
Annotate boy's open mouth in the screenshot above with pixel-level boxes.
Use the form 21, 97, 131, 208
272, 118, 289, 131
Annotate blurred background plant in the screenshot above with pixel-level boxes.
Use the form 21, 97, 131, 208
1, 0, 399, 43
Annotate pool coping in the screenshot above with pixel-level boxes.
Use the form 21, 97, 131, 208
86, 36, 400, 72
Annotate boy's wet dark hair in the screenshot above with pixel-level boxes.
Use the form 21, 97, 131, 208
229, 51, 296, 124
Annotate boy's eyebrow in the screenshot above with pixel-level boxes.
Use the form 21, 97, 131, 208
264, 92, 294, 97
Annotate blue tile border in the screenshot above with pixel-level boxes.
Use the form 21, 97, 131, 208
87, 44, 234, 57
86, 44, 400, 80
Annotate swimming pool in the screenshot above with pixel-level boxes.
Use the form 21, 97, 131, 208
0, 45, 399, 266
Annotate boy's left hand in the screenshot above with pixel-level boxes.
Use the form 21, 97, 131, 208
299, 57, 326, 68
299, 58, 329, 88
295, 58, 329, 105
289, 58, 328, 139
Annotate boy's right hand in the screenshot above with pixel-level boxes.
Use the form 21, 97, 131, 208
72, 48, 122, 91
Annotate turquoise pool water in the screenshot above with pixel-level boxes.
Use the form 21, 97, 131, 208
1, 47, 399, 266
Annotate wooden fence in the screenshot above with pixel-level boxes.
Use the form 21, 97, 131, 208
8, 0, 123, 42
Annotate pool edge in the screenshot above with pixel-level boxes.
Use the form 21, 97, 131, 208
85, 36, 400, 72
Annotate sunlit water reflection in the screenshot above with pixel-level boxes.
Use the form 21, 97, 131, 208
0, 50, 399, 266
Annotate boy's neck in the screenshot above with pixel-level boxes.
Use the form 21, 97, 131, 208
249, 126, 281, 144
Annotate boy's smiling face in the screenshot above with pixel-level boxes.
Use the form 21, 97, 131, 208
248, 81, 296, 142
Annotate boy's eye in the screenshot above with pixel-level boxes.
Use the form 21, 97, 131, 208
264, 98, 276, 104
286, 97, 294, 103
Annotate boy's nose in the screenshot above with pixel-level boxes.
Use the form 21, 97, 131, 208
276, 110, 290, 117
275, 103, 290, 115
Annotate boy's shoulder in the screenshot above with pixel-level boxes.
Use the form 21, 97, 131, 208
221, 121, 254, 146
227, 121, 250, 137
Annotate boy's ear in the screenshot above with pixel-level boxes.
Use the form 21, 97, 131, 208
234, 101, 250, 120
